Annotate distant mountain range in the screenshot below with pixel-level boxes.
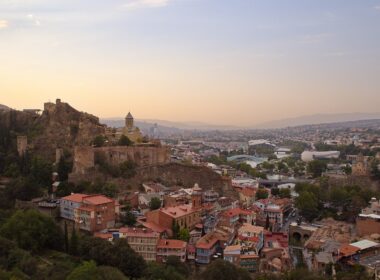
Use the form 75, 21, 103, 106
101, 112, 380, 131
254, 113, 380, 129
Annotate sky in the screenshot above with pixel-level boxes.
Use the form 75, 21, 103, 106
0, 0, 380, 126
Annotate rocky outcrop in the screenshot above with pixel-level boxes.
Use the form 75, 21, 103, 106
69, 162, 234, 197
0, 99, 106, 161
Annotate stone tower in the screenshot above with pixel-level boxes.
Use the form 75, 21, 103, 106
125, 112, 134, 131
17, 136, 27, 157
192, 183, 202, 209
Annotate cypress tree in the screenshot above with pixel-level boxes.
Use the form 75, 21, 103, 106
69, 226, 78, 255
64, 222, 69, 253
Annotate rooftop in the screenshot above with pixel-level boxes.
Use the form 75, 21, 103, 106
119, 227, 160, 238
160, 204, 197, 218
83, 195, 114, 205
350, 240, 379, 250
61, 193, 89, 203
239, 223, 264, 234
157, 239, 187, 249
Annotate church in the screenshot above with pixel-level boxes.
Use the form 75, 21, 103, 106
122, 112, 143, 143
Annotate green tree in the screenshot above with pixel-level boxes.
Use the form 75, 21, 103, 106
149, 197, 161, 210
178, 228, 190, 242
57, 155, 72, 181
121, 211, 136, 226
102, 183, 118, 198
0, 210, 63, 252
67, 261, 129, 280
256, 188, 269, 200
279, 188, 291, 199
69, 227, 78, 256
271, 188, 280, 196
30, 156, 53, 186
118, 135, 133, 146
143, 262, 185, 280
295, 191, 319, 222
64, 222, 69, 253
200, 259, 251, 280
307, 160, 327, 178
119, 160, 136, 179
172, 221, 180, 239
93, 135, 106, 147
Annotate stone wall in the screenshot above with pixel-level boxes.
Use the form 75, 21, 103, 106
71, 145, 170, 176
72, 146, 95, 174
129, 163, 233, 195
94, 146, 170, 167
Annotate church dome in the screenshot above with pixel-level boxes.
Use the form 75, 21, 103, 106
126, 112, 133, 119
193, 183, 202, 192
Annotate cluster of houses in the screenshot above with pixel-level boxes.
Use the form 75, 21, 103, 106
58, 181, 294, 273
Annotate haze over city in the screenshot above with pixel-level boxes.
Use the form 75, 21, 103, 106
1, 0, 380, 126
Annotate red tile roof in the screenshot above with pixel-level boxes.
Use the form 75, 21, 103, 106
62, 193, 88, 203
157, 239, 187, 249
239, 188, 256, 197
83, 195, 114, 205
196, 237, 219, 249
161, 204, 198, 218
61, 193, 114, 205
139, 221, 168, 233
119, 227, 160, 238
339, 244, 359, 257
223, 208, 252, 217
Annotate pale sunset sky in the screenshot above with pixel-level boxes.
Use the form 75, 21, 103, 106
0, 0, 380, 126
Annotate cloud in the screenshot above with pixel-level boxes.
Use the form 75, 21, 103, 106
0, 20, 9, 29
124, 0, 170, 10
27, 14, 41, 26
299, 33, 332, 44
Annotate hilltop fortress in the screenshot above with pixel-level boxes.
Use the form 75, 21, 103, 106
9, 98, 169, 169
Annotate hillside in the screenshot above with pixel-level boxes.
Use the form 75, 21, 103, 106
0, 99, 106, 160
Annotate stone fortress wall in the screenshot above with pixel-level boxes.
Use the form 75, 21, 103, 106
71, 145, 170, 175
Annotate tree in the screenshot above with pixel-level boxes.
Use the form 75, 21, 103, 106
172, 221, 180, 239
178, 228, 190, 242
118, 135, 133, 146
93, 135, 106, 147
265, 214, 270, 230
102, 183, 118, 198
279, 188, 291, 199
143, 262, 185, 280
64, 222, 69, 253
121, 211, 136, 226
57, 155, 72, 181
295, 191, 319, 222
77, 236, 146, 279
200, 259, 251, 280
149, 197, 161, 210
119, 160, 136, 179
67, 261, 129, 280
0, 209, 63, 252
69, 227, 78, 256
30, 156, 53, 186
271, 188, 280, 196
307, 160, 327, 178
165, 256, 190, 278
256, 188, 269, 200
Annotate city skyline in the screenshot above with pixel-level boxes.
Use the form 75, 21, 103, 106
1, 0, 380, 126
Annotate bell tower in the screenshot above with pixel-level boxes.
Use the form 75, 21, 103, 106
125, 112, 134, 131
191, 183, 202, 209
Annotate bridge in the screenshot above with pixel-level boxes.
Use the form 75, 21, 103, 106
227, 154, 267, 163
258, 178, 312, 187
